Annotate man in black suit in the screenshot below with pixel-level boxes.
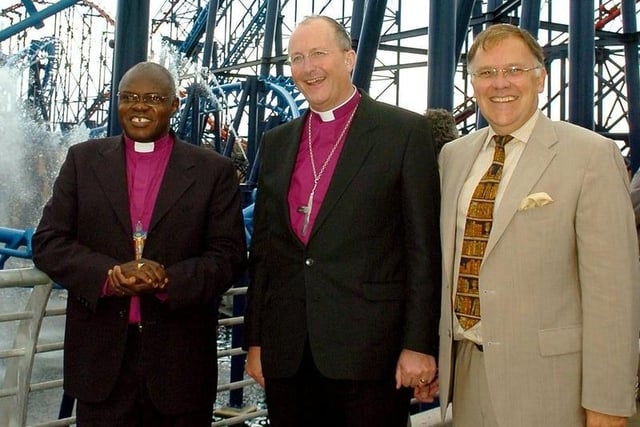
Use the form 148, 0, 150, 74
244, 16, 441, 427
32, 62, 246, 426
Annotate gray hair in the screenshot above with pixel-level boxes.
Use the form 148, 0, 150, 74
296, 15, 352, 50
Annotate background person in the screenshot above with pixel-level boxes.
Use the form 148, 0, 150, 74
32, 61, 246, 427
424, 108, 460, 155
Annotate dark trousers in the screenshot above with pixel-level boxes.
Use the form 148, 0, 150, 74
264, 342, 411, 427
75, 326, 212, 427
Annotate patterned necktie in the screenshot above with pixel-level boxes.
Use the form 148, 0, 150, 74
455, 134, 513, 330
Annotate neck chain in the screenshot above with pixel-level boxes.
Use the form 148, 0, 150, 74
298, 106, 358, 236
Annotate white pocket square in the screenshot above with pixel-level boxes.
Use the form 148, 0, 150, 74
518, 192, 554, 211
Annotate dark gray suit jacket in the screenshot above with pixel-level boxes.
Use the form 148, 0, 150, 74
32, 134, 246, 413
245, 92, 442, 380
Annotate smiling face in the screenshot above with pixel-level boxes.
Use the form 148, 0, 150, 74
288, 18, 356, 111
470, 36, 546, 135
117, 64, 179, 142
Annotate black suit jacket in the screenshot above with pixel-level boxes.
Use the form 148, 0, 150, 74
32, 134, 246, 414
245, 92, 441, 380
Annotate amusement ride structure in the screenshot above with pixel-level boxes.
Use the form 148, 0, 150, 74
1, 0, 639, 185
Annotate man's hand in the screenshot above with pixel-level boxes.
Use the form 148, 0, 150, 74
246, 346, 265, 388
394, 349, 437, 389
414, 376, 439, 403
586, 409, 627, 427
107, 259, 168, 296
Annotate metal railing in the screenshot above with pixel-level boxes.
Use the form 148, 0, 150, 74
0, 267, 266, 427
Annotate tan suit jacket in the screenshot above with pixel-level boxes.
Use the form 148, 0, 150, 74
438, 112, 640, 426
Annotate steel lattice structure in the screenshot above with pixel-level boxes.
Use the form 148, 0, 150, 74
1, 0, 639, 170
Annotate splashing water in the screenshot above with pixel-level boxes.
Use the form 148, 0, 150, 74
0, 65, 89, 229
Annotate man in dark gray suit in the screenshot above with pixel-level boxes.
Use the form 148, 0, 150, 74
244, 15, 441, 427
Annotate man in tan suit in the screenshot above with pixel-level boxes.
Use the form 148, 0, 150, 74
425, 24, 640, 426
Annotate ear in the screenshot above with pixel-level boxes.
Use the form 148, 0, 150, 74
344, 49, 356, 71
536, 67, 547, 93
170, 96, 180, 115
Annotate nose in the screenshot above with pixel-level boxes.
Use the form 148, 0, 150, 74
491, 72, 511, 88
131, 101, 150, 110
300, 57, 316, 72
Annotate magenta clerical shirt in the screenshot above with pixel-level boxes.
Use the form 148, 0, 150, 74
123, 133, 173, 323
288, 89, 361, 245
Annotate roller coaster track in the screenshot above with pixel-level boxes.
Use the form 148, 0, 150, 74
0, 1, 638, 158
1, 0, 115, 130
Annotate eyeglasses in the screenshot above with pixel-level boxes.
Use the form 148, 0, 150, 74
117, 92, 171, 106
287, 49, 347, 67
471, 65, 543, 80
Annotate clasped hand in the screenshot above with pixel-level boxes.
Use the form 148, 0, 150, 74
107, 258, 168, 296
395, 349, 439, 402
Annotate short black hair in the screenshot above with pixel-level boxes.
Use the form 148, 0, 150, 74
119, 61, 177, 97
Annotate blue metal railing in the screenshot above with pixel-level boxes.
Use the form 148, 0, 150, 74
0, 227, 34, 269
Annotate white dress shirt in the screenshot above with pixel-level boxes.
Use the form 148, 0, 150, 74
452, 112, 540, 344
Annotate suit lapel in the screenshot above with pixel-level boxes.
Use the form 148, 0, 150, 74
274, 117, 306, 237
93, 137, 131, 235
149, 139, 196, 231
484, 114, 558, 260
309, 94, 380, 238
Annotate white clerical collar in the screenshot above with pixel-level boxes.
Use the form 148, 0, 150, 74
134, 141, 155, 153
310, 86, 358, 122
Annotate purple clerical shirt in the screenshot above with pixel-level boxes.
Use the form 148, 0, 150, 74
288, 89, 361, 245
101, 134, 173, 323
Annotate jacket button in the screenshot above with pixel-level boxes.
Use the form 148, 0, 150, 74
305, 258, 314, 266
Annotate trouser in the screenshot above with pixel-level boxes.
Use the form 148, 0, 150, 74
75, 326, 212, 427
451, 340, 498, 427
264, 341, 411, 427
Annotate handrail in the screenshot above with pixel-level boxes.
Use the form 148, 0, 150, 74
0, 268, 52, 427
0, 267, 263, 427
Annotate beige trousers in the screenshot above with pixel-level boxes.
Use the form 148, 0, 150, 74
452, 340, 499, 427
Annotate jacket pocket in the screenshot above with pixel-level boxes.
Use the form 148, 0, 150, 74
538, 325, 582, 356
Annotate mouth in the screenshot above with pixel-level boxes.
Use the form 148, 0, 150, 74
305, 76, 325, 85
490, 95, 517, 103
129, 116, 152, 126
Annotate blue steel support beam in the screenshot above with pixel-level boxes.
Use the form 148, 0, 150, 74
274, 13, 285, 76
428, 0, 456, 110
621, 0, 640, 172
471, 0, 485, 38
455, 0, 477, 63
352, 0, 388, 91
260, 0, 281, 77
568, 0, 595, 129
487, 0, 503, 13
520, 0, 541, 38
20, 0, 44, 29
473, 0, 489, 130
202, 0, 221, 69
180, 3, 210, 58
350, 0, 366, 50
107, 0, 151, 137
0, 0, 80, 42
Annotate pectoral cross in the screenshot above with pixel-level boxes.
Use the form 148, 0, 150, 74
132, 220, 147, 260
297, 190, 314, 236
